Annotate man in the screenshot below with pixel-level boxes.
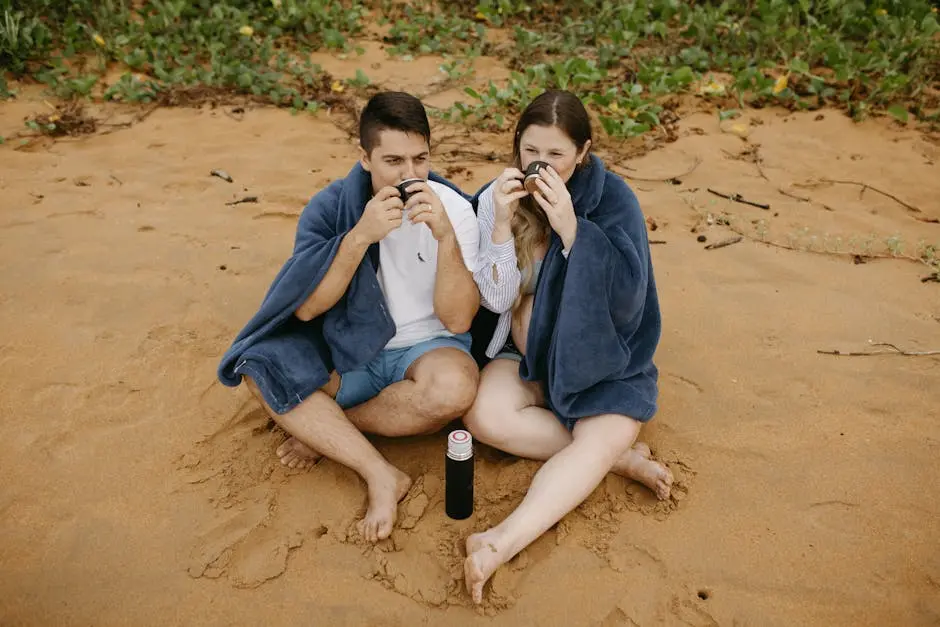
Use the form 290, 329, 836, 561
218, 92, 481, 542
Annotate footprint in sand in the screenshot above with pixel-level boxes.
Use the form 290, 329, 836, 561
669, 593, 720, 627
229, 528, 304, 589
187, 489, 272, 579
397, 474, 441, 531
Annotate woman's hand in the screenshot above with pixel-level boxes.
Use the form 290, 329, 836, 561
531, 166, 577, 251
493, 167, 528, 226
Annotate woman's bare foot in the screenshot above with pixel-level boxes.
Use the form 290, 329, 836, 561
356, 465, 412, 542
276, 437, 322, 470
464, 529, 510, 604
613, 442, 673, 500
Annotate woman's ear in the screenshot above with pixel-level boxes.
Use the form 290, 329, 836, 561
578, 140, 592, 166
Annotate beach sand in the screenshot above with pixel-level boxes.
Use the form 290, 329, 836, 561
1, 47, 939, 626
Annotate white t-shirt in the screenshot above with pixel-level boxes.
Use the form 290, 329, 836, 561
377, 180, 479, 349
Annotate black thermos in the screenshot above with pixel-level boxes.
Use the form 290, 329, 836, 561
445, 429, 474, 520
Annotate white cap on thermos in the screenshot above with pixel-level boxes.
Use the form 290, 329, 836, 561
447, 429, 473, 461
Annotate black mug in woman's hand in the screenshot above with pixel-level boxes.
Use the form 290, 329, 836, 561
523, 161, 550, 194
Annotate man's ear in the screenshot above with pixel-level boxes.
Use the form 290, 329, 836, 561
359, 145, 370, 171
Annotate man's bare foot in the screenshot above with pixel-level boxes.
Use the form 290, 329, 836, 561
464, 529, 510, 604
356, 465, 412, 542
613, 442, 673, 500
276, 437, 322, 470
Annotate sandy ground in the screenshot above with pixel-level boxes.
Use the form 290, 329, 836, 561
1, 46, 939, 627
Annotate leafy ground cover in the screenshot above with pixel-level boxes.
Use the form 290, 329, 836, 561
1, 0, 937, 139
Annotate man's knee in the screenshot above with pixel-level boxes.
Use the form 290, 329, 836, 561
415, 352, 480, 418
243, 373, 339, 419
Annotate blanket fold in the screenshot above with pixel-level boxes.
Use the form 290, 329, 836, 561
518, 154, 661, 422
216, 163, 463, 415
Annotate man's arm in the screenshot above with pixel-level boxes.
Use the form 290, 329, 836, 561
295, 186, 404, 322
433, 234, 480, 333
294, 228, 370, 322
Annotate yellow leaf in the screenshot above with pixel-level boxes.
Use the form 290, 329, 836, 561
772, 74, 788, 95
700, 80, 725, 96
875, 8, 887, 16
92, 34, 105, 47
609, 102, 620, 113
239, 25, 254, 36
331, 80, 345, 93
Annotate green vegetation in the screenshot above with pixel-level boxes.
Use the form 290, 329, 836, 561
0, 0, 938, 138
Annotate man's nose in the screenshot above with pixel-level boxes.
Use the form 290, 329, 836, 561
403, 160, 417, 179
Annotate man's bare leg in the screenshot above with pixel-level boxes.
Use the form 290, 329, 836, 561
345, 347, 478, 437
275, 347, 479, 466
271, 371, 340, 469
464, 413, 640, 604
464, 359, 672, 499
245, 378, 411, 542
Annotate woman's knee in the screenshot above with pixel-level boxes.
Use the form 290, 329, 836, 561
463, 365, 526, 444
463, 389, 503, 444
572, 414, 641, 455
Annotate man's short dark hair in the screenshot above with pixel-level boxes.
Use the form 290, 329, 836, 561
359, 92, 431, 155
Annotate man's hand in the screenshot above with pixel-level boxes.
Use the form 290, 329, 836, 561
404, 182, 455, 242
352, 186, 404, 244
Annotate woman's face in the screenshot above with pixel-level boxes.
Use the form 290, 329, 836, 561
517, 124, 591, 184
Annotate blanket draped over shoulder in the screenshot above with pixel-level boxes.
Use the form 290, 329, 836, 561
217, 163, 466, 414
473, 154, 662, 422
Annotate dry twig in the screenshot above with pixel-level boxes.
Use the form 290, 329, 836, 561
818, 343, 940, 357
613, 156, 702, 182
707, 188, 770, 210
704, 236, 743, 250
816, 178, 937, 222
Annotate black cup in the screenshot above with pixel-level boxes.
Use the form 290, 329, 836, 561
523, 161, 550, 194
396, 178, 425, 203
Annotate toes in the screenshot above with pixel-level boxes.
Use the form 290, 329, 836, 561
656, 466, 674, 500
472, 582, 484, 605
276, 441, 291, 458
376, 517, 394, 541
358, 517, 377, 543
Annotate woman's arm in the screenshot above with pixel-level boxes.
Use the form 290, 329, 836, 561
472, 186, 521, 314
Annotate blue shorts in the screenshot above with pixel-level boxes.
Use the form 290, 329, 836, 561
334, 332, 473, 409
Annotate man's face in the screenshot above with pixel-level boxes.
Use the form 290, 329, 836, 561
360, 129, 431, 194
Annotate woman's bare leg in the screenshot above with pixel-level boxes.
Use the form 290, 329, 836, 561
464, 360, 672, 499
464, 413, 641, 604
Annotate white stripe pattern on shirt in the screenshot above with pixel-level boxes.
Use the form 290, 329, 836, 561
471, 184, 520, 358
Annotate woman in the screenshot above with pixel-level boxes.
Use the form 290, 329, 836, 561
464, 90, 673, 604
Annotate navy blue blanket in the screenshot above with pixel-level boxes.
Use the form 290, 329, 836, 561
217, 163, 466, 414
474, 154, 662, 422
